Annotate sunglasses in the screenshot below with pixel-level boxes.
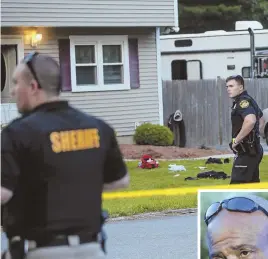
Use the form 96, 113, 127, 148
204, 197, 268, 226
23, 51, 42, 88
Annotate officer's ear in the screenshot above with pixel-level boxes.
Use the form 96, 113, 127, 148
29, 79, 40, 95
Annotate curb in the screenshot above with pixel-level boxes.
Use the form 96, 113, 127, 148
124, 155, 233, 161
124, 152, 268, 161
106, 208, 197, 222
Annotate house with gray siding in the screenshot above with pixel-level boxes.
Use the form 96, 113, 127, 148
1, 0, 178, 142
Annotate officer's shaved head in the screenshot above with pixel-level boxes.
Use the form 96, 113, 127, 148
11, 53, 62, 114
21, 54, 61, 96
206, 193, 268, 259
226, 75, 244, 89
226, 75, 245, 98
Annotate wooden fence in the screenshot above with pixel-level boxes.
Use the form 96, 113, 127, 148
162, 78, 268, 148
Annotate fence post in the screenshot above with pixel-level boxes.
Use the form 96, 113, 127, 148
217, 76, 223, 145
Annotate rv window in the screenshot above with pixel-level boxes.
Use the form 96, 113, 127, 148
242, 67, 251, 78
174, 40, 192, 47
171, 60, 187, 80
227, 65, 235, 70
187, 60, 202, 80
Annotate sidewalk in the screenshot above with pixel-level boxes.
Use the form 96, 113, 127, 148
193, 152, 267, 160
183, 142, 268, 161
125, 152, 268, 161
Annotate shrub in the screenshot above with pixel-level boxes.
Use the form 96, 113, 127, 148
133, 123, 174, 146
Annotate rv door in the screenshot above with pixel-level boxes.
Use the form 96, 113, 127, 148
186, 60, 202, 80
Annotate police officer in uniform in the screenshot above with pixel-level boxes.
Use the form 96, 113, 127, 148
226, 75, 264, 184
1, 52, 129, 259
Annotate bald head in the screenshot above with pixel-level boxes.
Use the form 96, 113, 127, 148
206, 194, 268, 259
21, 54, 61, 96
11, 53, 62, 114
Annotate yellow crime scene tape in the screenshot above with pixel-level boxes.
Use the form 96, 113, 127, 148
103, 182, 268, 200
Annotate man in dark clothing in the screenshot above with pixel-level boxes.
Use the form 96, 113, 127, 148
1, 52, 129, 259
226, 75, 264, 184
204, 193, 268, 259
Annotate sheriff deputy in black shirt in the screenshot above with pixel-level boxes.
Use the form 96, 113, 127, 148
1, 52, 129, 259
226, 75, 264, 184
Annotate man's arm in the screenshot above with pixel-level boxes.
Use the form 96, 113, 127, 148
1, 187, 13, 204
1, 127, 20, 205
234, 99, 258, 144
235, 114, 256, 143
259, 116, 265, 134
102, 126, 129, 192
103, 173, 130, 192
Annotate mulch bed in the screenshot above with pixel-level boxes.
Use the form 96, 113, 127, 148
119, 144, 231, 160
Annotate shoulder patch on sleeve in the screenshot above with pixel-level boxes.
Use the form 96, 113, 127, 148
239, 100, 250, 108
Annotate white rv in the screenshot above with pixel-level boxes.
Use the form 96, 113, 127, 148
160, 21, 268, 80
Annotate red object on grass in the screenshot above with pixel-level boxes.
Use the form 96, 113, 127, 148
139, 154, 159, 169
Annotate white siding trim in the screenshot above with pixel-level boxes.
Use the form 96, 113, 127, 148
69, 35, 130, 92
1, 0, 175, 27
174, 0, 179, 28
1, 35, 24, 63
156, 27, 163, 125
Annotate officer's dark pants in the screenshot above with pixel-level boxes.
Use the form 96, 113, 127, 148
230, 144, 263, 184
2, 242, 106, 259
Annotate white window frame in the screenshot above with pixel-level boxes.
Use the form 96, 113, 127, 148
69, 35, 130, 92
1, 35, 24, 124
1, 35, 24, 64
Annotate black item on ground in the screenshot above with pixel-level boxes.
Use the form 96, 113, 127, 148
197, 170, 229, 180
184, 177, 199, 181
223, 158, 230, 164
199, 145, 210, 150
205, 157, 223, 164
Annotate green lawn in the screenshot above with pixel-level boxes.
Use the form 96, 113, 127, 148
103, 156, 268, 217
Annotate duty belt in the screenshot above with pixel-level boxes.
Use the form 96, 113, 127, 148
30, 232, 99, 249
2, 233, 101, 259
8, 232, 98, 249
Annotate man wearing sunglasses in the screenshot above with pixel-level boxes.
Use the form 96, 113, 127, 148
204, 193, 268, 259
1, 52, 129, 259
226, 75, 264, 184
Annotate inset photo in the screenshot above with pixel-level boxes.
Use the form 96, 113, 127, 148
198, 190, 268, 259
